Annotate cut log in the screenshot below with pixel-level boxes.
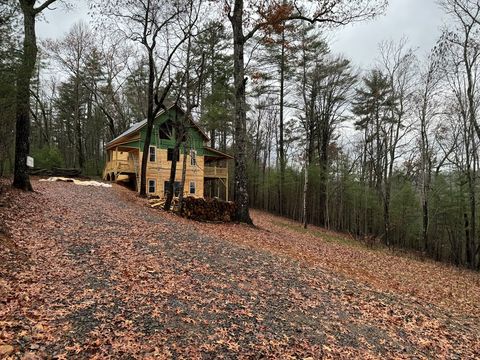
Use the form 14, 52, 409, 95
150, 202, 164, 208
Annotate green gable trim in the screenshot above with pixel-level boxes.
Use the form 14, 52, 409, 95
107, 105, 213, 155
139, 108, 206, 153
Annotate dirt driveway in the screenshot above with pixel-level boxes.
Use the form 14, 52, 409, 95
1, 181, 479, 359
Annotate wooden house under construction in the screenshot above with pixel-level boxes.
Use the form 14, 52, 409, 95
103, 104, 232, 200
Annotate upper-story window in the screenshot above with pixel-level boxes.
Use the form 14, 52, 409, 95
149, 146, 156, 162
190, 150, 197, 166
159, 121, 172, 140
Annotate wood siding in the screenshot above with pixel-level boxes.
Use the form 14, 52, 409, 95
141, 148, 205, 198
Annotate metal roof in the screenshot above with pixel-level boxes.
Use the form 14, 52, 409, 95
107, 119, 147, 146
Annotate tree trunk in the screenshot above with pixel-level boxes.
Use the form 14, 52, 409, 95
303, 152, 309, 229
177, 142, 188, 212
420, 95, 431, 252
318, 124, 329, 227
278, 28, 286, 216
139, 49, 156, 197
230, 0, 252, 224
164, 142, 180, 211
13, 1, 37, 191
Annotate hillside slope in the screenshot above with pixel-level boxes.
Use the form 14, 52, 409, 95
0, 180, 479, 359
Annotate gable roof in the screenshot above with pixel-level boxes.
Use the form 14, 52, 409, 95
204, 146, 234, 160
108, 119, 146, 146
106, 104, 209, 148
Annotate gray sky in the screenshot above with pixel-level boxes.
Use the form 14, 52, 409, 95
37, 0, 446, 68
330, 0, 446, 67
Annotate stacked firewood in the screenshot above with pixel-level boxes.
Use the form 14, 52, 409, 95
179, 196, 236, 222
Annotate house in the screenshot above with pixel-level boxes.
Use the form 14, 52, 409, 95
102, 104, 232, 200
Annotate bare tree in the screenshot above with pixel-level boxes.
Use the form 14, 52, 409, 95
378, 39, 416, 246
414, 54, 441, 253
96, 0, 191, 196
47, 22, 94, 169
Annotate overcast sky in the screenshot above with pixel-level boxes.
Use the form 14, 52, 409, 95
37, 0, 446, 69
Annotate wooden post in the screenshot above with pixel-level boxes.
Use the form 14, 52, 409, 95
226, 175, 228, 202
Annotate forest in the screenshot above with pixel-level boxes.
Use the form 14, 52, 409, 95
2, 0, 480, 270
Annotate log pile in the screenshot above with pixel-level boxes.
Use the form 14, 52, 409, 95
29, 167, 82, 178
179, 197, 236, 222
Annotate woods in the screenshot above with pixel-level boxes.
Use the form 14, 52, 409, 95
4, 2, 480, 358
2, 0, 480, 269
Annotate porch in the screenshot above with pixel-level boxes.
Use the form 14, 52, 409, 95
103, 148, 139, 181
204, 155, 230, 201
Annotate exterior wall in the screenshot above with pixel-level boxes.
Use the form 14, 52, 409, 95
140, 148, 204, 198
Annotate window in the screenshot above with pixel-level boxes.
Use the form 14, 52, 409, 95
149, 146, 156, 162
164, 181, 181, 197
167, 148, 180, 161
189, 181, 196, 194
148, 179, 156, 194
190, 150, 197, 166
159, 121, 172, 140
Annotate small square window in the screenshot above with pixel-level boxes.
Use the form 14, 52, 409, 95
149, 146, 156, 162
148, 179, 156, 193
189, 181, 196, 194
190, 150, 197, 166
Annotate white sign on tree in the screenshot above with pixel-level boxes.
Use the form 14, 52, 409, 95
27, 156, 34, 168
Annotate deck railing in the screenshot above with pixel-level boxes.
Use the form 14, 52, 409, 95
204, 166, 228, 178
104, 159, 135, 174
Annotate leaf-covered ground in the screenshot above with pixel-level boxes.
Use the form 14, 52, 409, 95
1, 180, 479, 359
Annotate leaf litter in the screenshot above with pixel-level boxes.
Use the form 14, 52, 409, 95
0, 179, 479, 359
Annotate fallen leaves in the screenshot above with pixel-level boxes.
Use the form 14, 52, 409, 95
0, 179, 479, 358
0, 344, 14, 356
183, 209, 480, 319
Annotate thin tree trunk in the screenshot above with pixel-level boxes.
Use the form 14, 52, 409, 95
177, 142, 188, 211
164, 140, 180, 211
278, 28, 286, 216
140, 48, 157, 197
303, 153, 308, 229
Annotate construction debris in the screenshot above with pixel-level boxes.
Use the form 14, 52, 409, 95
39, 177, 112, 188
